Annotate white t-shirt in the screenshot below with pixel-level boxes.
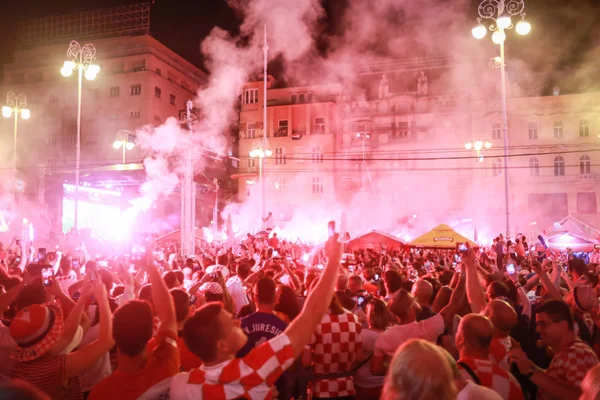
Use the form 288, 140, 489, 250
353, 329, 384, 389
374, 314, 445, 357
78, 324, 112, 392
226, 276, 248, 315
458, 380, 503, 400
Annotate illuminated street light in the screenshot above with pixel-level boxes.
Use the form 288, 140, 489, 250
2, 92, 31, 169
471, 0, 529, 238
516, 20, 531, 35
472, 24, 487, 39
113, 129, 136, 164
465, 140, 492, 162
61, 40, 100, 234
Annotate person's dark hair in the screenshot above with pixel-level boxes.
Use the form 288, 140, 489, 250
582, 271, 599, 288
3, 276, 22, 291
59, 255, 72, 273
237, 262, 251, 280
217, 254, 228, 266
384, 270, 403, 294
439, 270, 454, 286
238, 303, 256, 318
112, 285, 125, 298
568, 258, 587, 277
138, 284, 154, 309
97, 268, 114, 293
113, 300, 154, 356
14, 283, 47, 311
170, 288, 190, 322
255, 277, 276, 305
329, 293, 344, 315
363, 268, 375, 281
163, 271, 180, 289
537, 299, 574, 331
275, 285, 301, 321
488, 281, 510, 300
0, 379, 50, 400
183, 302, 225, 362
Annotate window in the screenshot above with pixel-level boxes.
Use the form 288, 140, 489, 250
276, 120, 288, 137
130, 84, 141, 95
307, 92, 313, 102
90, 89, 99, 100
49, 133, 58, 146
156, 68, 162, 76
554, 121, 563, 138
577, 192, 597, 214
314, 117, 326, 134
291, 94, 297, 104
170, 94, 176, 105
554, 156, 565, 176
398, 122, 409, 138
312, 177, 323, 194
529, 157, 540, 176
492, 123, 502, 140
274, 177, 287, 193
492, 159, 503, 176
580, 155, 591, 174
294, 146, 305, 164
275, 147, 286, 165
299, 94, 305, 103
154, 115, 161, 122
47, 159, 56, 167
110, 86, 120, 97
130, 111, 141, 118
579, 120, 589, 137
155, 87, 162, 98
528, 122, 538, 139
312, 146, 324, 163
247, 158, 256, 170
132, 62, 145, 72
243, 88, 258, 105
246, 123, 256, 139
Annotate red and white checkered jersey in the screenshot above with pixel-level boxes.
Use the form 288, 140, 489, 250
458, 357, 524, 400
169, 333, 294, 400
538, 339, 599, 400
307, 310, 362, 398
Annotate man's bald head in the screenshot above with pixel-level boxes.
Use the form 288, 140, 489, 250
412, 279, 434, 306
456, 314, 493, 356
483, 299, 518, 335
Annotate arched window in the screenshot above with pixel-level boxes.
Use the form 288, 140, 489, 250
580, 155, 591, 174
529, 157, 540, 176
492, 159, 503, 177
554, 156, 565, 176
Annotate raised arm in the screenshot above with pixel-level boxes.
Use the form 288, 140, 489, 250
533, 261, 562, 301
146, 247, 177, 334
463, 249, 486, 314
64, 279, 114, 381
285, 233, 342, 357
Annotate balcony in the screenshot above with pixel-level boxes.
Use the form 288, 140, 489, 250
274, 127, 288, 137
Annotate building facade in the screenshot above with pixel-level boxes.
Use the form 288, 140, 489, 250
236, 57, 600, 240
237, 79, 342, 221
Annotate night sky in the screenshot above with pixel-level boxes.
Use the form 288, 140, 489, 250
0, 0, 599, 91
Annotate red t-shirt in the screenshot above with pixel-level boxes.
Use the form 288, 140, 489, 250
89, 329, 180, 400
147, 333, 202, 372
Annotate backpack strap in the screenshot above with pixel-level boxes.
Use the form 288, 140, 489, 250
457, 361, 481, 386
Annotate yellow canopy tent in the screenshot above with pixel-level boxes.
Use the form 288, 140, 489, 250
409, 224, 477, 249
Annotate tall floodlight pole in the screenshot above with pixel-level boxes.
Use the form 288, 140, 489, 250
180, 100, 196, 256
262, 24, 269, 222
2, 92, 31, 170
472, 0, 531, 238
61, 40, 100, 234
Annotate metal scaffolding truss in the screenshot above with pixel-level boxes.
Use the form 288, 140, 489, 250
17, 3, 151, 47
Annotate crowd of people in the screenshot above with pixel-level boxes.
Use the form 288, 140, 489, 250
0, 227, 599, 400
